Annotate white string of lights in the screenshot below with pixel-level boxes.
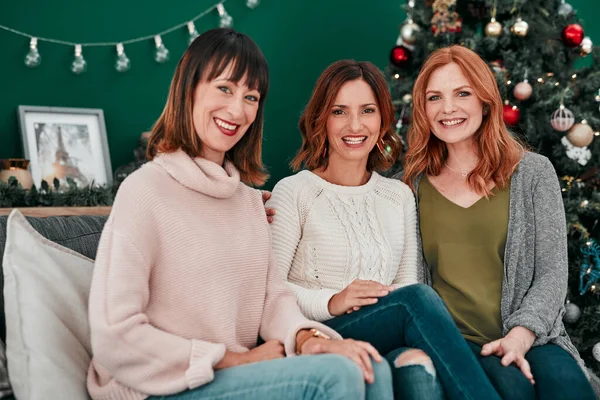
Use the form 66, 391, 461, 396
0, 0, 260, 74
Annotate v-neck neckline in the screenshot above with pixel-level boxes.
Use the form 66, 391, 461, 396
423, 175, 497, 210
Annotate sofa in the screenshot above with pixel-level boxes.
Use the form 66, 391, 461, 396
0, 211, 108, 400
0, 210, 599, 400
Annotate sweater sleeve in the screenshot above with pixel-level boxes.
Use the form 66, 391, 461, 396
259, 247, 342, 356
267, 178, 339, 322
504, 157, 568, 343
89, 201, 225, 395
392, 186, 419, 289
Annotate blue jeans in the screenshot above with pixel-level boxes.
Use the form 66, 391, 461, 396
323, 284, 501, 400
148, 353, 392, 400
466, 341, 596, 400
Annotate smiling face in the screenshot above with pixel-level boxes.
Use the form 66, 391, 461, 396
425, 62, 484, 146
192, 63, 261, 164
325, 79, 381, 167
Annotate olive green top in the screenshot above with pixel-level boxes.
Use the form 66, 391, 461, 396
418, 176, 510, 346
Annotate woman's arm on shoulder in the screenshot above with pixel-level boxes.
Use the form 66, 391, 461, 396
504, 156, 568, 343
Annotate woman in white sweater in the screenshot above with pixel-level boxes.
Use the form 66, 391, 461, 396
267, 60, 501, 400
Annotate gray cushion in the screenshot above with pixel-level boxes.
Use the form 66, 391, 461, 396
0, 214, 108, 341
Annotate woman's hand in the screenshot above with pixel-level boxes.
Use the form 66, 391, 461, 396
328, 280, 393, 316
261, 190, 275, 224
301, 337, 382, 383
481, 327, 536, 385
215, 340, 285, 369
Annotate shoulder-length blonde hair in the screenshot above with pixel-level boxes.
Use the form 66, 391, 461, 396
146, 28, 269, 187
403, 45, 524, 195
291, 60, 401, 172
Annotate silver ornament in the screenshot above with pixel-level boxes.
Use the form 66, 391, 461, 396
563, 302, 581, 324
511, 18, 529, 37
550, 105, 575, 132
558, 2, 573, 17
400, 19, 420, 45
580, 36, 593, 56
402, 94, 413, 104
594, 343, 600, 362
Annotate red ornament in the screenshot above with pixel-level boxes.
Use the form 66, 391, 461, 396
562, 24, 584, 47
503, 104, 520, 126
390, 45, 411, 67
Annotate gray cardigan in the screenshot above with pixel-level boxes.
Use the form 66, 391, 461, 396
406, 152, 600, 395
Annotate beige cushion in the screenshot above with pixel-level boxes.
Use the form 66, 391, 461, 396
3, 210, 93, 400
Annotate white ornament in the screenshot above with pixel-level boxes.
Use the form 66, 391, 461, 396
400, 18, 420, 45
580, 36, 593, 56
551, 105, 575, 131
562, 136, 592, 166
558, 1, 574, 17
594, 342, 600, 362
563, 302, 581, 324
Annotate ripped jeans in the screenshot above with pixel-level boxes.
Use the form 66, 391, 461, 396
323, 284, 501, 400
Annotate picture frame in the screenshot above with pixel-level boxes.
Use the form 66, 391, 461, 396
17, 105, 113, 188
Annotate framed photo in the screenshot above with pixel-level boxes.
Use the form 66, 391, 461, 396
17, 106, 113, 188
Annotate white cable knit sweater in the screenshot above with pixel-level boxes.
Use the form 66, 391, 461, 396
267, 170, 418, 322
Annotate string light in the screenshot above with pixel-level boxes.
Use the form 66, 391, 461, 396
71, 44, 87, 75
0, 0, 251, 73
187, 21, 199, 45
153, 35, 170, 64
24, 37, 41, 68
217, 3, 233, 28
115, 43, 131, 72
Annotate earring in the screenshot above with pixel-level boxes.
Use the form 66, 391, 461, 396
483, 104, 490, 115
322, 141, 328, 159
377, 140, 390, 157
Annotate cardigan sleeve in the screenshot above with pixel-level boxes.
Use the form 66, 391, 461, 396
259, 246, 342, 356
504, 157, 568, 343
267, 178, 339, 322
391, 186, 419, 288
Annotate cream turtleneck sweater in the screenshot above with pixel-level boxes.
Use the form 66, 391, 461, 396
87, 150, 341, 400
267, 170, 418, 322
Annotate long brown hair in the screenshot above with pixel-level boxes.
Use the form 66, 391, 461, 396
146, 28, 269, 186
403, 45, 524, 195
291, 60, 401, 172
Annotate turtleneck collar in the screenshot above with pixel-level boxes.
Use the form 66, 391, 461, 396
153, 149, 240, 199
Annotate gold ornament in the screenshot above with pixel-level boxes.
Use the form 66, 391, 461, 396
510, 17, 529, 37
485, 18, 502, 37
567, 122, 594, 147
580, 36, 593, 56
513, 80, 532, 100
400, 19, 421, 45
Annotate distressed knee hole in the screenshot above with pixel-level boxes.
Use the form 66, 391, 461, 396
393, 349, 436, 377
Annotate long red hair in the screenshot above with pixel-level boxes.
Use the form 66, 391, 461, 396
403, 45, 524, 196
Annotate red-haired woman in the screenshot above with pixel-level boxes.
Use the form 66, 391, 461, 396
267, 60, 502, 400
403, 45, 598, 399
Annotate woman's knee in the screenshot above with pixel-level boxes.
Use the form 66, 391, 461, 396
392, 349, 436, 378
388, 284, 442, 310
310, 354, 365, 399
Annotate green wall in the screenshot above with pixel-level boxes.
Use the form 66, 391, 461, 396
0, 0, 598, 189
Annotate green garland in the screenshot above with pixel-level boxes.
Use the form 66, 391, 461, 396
0, 176, 115, 208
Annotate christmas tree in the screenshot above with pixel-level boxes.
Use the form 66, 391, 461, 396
386, 0, 600, 374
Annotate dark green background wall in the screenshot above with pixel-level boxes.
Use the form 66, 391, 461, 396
1, 0, 598, 189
